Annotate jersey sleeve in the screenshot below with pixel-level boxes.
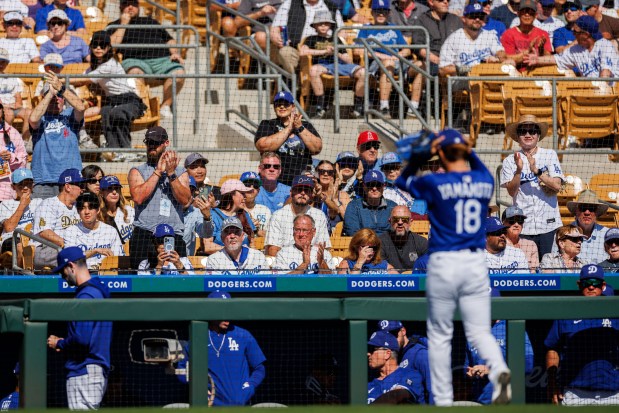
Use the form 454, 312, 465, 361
264, 212, 283, 247
500, 155, 516, 186
62, 226, 80, 248
544, 320, 561, 350
244, 331, 267, 375
547, 151, 564, 179
553, 47, 575, 70
439, 36, 457, 68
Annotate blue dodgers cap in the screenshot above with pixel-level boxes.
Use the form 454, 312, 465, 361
485, 217, 507, 233
292, 175, 315, 188
463, 2, 484, 15
153, 223, 174, 237
336, 151, 358, 163
379, 152, 402, 168
11, 168, 33, 184
273, 91, 294, 104
371, 0, 390, 9
605, 228, 619, 242
368, 330, 399, 351
436, 128, 467, 149
58, 168, 84, 185
99, 175, 121, 190
363, 170, 385, 184
52, 246, 86, 273
240, 171, 261, 184
575, 15, 602, 40
580, 264, 605, 281
208, 290, 231, 299
377, 320, 403, 332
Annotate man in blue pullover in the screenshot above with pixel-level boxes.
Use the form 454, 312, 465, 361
47, 246, 112, 410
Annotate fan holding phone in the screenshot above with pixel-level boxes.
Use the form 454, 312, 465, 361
137, 223, 194, 275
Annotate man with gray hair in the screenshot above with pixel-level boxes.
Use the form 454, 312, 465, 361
272, 214, 334, 274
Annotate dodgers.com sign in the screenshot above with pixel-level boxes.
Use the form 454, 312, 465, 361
490, 275, 561, 290
347, 277, 419, 291
204, 277, 277, 292
58, 278, 133, 292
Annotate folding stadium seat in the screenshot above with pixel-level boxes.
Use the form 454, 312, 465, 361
99, 256, 132, 275
130, 81, 160, 132
329, 236, 351, 258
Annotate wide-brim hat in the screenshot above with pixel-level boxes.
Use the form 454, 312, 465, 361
567, 189, 608, 216
506, 114, 549, 142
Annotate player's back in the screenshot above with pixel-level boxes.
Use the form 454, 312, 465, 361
422, 170, 493, 253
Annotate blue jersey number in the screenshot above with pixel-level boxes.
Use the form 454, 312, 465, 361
454, 199, 482, 234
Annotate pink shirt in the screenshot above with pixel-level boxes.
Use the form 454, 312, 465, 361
0, 125, 27, 201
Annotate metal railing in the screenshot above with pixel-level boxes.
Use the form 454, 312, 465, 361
11, 228, 60, 275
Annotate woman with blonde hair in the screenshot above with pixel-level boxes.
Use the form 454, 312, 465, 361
540, 225, 587, 273
337, 228, 396, 274
98, 175, 134, 245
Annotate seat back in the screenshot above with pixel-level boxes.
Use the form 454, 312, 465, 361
99, 256, 132, 275
561, 88, 617, 147
330, 236, 351, 258
410, 220, 430, 239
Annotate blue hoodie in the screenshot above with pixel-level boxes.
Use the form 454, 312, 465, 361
57, 277, 112, 378
399, 336, 433, 404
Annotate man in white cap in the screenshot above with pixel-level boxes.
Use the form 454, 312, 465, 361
35, 0, 85, 34
502, 205, 539, 271
0, 11, 40, 63
204, 216, 268, 274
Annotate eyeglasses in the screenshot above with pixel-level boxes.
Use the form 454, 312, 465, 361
360, 141, 381, 151
244, 182, 261, 189
274, 101, 292, 108
293, 227, 312, 233
577, 204, 598, 213
48, 20, 66, 27
223, 228, 243, 236
381, 164, 402, 172
466, 13, 487, 20
564, 5, 579, 11
316, 168, 335, 176
580, 278, 603, 288
561, 236, 583, 243
365, 182, 384, 189
261, 163, 281, 170
91, 42, 109, 49
517, 126, 540, 136
506, 217, 525, 226
392, 216, 410, 224
488, 229, 507, 237
5, 20, 22, 27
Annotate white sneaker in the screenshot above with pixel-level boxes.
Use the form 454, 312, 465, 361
491, 371, 512, 404
159, 105, 173, 118
79, 130, 98, 149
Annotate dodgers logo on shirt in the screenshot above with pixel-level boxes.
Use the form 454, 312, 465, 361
228, 338, 239, 351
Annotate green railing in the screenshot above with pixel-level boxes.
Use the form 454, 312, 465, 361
2, 296, 618, 408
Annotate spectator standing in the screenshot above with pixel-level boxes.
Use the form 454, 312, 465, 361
343, 170, 396, 236
108, 0, 185, 118
379, 205, 428, 271
490, 0, 520, 28
254, 152, 291, 213
502, 205, 539, 271
272, 214, 334, 273
0, 11, 41, 63
264, 175, 331, 257
0, 101, 27, 201
98, 175, 134, 245
40, 10, 90, 64
35, 0, 85, 34
240, 171, 271, 237
63, 192, 124, 271
128, 126, 191, 270
337, 228, 396, 273
182, 176, 213, 256
389, 0, 429, 41
540, 225, 588, 272
46, 246, 112, 410
204, 216, 268, 274
29, 69, 84, 199
0, 52, 33, 139
599, 228, 619, 272
545, 264, 619, 406
137, 223, 194, 275
255, 91, 322, 185
484, 216, 530, 274
501, 114, 564, 258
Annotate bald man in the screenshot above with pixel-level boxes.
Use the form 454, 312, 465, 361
379, 206, 428, 271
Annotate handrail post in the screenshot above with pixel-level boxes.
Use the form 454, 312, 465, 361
507, 319, 526, 404
189, 321, 210, 406
348, 320, 367, 405
22, 321, 47, 408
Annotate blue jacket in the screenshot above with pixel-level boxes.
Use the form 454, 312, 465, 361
343, 197, 396, 236
57, 277, 112, 378
0, 391, 19, 410
399, 336, 433, 404
367, 367, 424, 404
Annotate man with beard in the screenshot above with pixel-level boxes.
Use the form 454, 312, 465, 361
379, 206, 428, 271
204, 217, 268, 275
128, 126, 191, 270
484, 217, 529, 274
264, 175, 331, 257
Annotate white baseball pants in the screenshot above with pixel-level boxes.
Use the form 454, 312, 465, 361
66, 364, 107, 410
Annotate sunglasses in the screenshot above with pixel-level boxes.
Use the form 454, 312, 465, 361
605, 239, 619, 246
143, 139, 164, 146
244, 182, 261, 189
561, 235, 583, 243
103, 185, 122, 192
338, 161, 357, 169
5, 20, 22, 27
292, 186, 312, 193
381, 163, 402, 172
85, 178, 102, 184
564, 4, 579, 11
365, 182, 384, 189
517, 126, 540, 136
373, 8, 390, 14
519, 8, 536, 14
274, 101, 292, 108
261, 163, 281, 170
577, 204, 598, 213
316, 168, 335, 176
392, 216, 410, 224
91, 42, 109, 49
223, 228, 243, 236
580, 278, 603, 288
48, 20, 66, 27
506, 217, 525, 225
488, 229, 507, 237
466, 13, 487, 20
360, 142, 381, 151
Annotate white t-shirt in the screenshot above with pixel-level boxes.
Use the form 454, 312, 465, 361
500, 147, 564, 235
0, 77, 23, 107
0, 198, 42, 242
137, 257, 194, 275
272, 244, 335, 273
33, 196, 80, 247
485, 245, 530, 274
264, 205, 332, 249
439, 28, 504, 68
111, 206, 135, 244
246, 204, 271, 233
0, 38, 39, 63
63, 221, 125, 270
204, 245, 268, 275
554, 39, 619, 77
87, 58, 137, 96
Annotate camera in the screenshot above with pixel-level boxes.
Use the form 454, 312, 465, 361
142, 338, 183, 363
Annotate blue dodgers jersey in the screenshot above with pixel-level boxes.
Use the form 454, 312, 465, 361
0, 391, 18, 411
544, 318, 619, 390
208, 325, 267, 406
367, 367, 424, 404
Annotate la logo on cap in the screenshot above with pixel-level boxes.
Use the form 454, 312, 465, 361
65, 177, 71, 182
372, 172, 378, 178
474, 3, 481, 9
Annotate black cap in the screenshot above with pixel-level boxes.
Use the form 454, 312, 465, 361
144, 126, 169, 143
90, 30, 111, 47
120, 0, 139, 7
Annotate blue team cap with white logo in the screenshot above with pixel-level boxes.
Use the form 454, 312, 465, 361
579, 264, 604, 281
377, 320, 403, 332
12, 168, 33, 184
240, 171, 261, 184
153, 223, 174, 237
363, 170, 385, 184
292, 175, 315, 188
379, 152, 402, 168
208, 290, 231, 299
336, 151, 358, 163
58, 168, 84, 185
463, 2, 484, 15
52, 246, 86, 273
273, 91, 294, 104
368, 330, 399, 351
575, 15, 602, 40
371, 0, 390, 10
99, 175, 122, 190
436, 128, 467, 149
485, 217, 507, 233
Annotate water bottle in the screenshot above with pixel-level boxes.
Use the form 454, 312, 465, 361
280, 26, 290, 46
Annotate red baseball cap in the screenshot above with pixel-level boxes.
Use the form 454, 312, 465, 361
357, 131, 380, 147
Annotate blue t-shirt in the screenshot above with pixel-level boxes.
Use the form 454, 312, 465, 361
40, 35, 89, 64
254, 182, 290, 213
31, 107, 83, 184
367, 367, 424, 404
211, 209, 256, 246
0, 391, 19, 411
35, 5, 86, 33
483, 18, 506, 41
544, 317, 619, 390
397, 151, 493, 253
346, 259, 389, 274
355, 24, 407, 55
553, 26, 576, 51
